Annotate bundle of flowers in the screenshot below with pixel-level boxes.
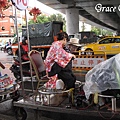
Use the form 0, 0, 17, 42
0, 0, 11, 18
29, 7, 41, 22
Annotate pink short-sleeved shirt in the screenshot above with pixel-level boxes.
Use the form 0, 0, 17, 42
44, 41, 73, 72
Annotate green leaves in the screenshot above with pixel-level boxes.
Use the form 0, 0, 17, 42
28, 13, 66, 31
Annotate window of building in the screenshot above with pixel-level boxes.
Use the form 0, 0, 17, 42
10, 26, 14, 33
9, 6, 13, 12
10, 18, 14, 23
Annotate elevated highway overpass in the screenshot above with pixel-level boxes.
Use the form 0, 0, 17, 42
38, 0, 120, 35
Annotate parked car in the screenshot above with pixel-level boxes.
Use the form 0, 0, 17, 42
81, 36, 120, 55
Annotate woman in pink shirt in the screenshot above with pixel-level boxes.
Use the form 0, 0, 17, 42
45, 32, 76, 89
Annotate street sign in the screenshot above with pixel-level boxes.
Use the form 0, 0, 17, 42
11, 0, 29, 10
72, 58, 104, 67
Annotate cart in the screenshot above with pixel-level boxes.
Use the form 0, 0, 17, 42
13, 52, 120, 120
10, 1, 120, 120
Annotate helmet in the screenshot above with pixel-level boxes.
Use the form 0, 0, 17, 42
22, 36, 27, 45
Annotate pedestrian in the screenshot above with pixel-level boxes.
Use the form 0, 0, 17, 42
44, 32, 76, 90
67, 38, 82, 55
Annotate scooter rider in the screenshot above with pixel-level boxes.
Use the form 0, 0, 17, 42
20, 36, 29, 62
10, 37, 30, 79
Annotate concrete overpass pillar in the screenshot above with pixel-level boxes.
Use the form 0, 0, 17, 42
66, 8, 79, 35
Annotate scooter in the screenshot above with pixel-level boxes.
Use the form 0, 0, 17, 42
10, 57, 35, 80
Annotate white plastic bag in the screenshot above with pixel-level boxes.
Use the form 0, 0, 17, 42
83, 53, 120, 99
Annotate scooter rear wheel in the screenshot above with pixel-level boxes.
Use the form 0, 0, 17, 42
15, 107, 27, 120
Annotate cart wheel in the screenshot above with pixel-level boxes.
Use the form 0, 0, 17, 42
10, 90, 20, 101
15, 107, 27, 120
96, 104, 100, 110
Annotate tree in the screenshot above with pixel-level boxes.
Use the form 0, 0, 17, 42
81, 22, 86, 31
28, 14, 49, 24
48, 14, 66, 31
91, 26, 101, 35
28, 13, 66, 31
37, 15, 49, 23
91, 26, 113, 36
48, 14, 57, 21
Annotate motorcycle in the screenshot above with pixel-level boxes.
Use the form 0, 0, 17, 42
10, 57, 35, 80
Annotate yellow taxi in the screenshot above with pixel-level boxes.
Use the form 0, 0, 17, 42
81, 36, 120, 55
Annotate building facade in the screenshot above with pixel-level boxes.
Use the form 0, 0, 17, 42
0, 6, 22, 36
